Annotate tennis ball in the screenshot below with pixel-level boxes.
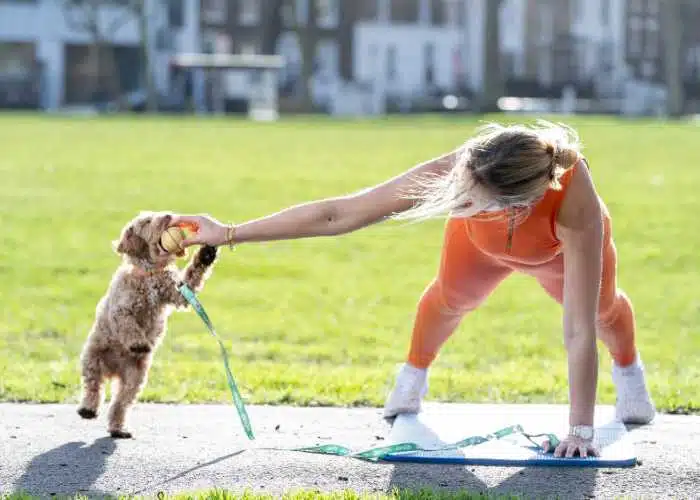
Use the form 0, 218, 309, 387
160, 226, 186, 254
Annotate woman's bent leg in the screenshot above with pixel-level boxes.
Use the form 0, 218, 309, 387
384, 218, 512, 418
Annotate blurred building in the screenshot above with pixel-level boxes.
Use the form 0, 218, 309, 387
0, 0, 200, 111
0, 0, 699, 115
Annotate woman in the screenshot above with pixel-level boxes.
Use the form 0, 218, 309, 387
169, 121, 655, 459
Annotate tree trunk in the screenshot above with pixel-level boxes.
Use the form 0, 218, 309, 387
661, 0, 685, 118
298, 0, 317, 112
104, 46, 122, 102
480, 0, 504, 112
261, 0, 284, 55
88, 40, 101, 103
139, 1, 157, 112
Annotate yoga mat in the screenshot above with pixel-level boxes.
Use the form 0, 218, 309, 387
383, 405, 637, 467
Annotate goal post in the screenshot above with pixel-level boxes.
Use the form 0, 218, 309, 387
171, 53, 285, 121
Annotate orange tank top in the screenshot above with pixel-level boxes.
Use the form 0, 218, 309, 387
463, 161, 580, 266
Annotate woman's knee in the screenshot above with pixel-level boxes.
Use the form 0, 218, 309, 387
421, 278, 485, 316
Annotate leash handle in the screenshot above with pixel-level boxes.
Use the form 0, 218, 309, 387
178, 283, 256, 441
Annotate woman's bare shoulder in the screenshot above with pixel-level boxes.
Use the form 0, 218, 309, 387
556, 158, 604, 235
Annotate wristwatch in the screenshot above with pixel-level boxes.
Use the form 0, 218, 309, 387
569, 424, 595, 440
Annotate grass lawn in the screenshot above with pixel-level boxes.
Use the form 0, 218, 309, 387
0, 112, 697, 414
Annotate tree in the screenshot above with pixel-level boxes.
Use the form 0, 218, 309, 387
259, 0, 318, 112
661, 0, 685, 117
480, 0, 504, 112
134, 0, 157, 112
62, 0, 135, 103
62, 0, 156, 111
260, 0, 285, 55
297, 0, 318, 111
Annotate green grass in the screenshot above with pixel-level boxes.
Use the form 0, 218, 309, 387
0, 112, 697, 413
4, 488, 517, 500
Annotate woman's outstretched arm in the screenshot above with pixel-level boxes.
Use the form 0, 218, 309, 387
171, 150, 457, 248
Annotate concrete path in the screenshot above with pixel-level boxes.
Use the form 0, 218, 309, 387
1, 403, 698, 499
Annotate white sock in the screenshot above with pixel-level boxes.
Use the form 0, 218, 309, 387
614, 354, 643, 374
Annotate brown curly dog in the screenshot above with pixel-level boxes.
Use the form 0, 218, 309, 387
77, 210, 218, 438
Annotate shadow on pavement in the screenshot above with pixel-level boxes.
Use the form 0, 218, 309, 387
387, 461, 598, 498
128, 450, 246, 496
13, 437, 117, 497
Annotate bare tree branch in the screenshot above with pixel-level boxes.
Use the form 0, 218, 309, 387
62, 0, 139, 39
106, 0, 143, 38
62, 0, 98, 36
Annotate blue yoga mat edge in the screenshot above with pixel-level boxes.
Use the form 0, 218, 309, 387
380, 453, 638, 468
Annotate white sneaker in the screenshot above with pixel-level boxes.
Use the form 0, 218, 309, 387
383, 363, 428, 419
612, 354, 656, 424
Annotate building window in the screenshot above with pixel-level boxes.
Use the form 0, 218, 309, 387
628, 16, 643, 57
443, 0, 460, 27
390, 0, 419, 23
625, 0, 662, 82
424, 42, 435, 85
570, 0, 585, 23
315, 0, 339, 28
685, 47, 700, 80
601, 0, 610, 27
215, 33, 232, 54
239, 0, 261, 26
357, 0, 378, 21
315, 39, 339, 81
167, 0, 184, 28
283, 0, 308, 27
0, 42, 36, 77
201, 30, 221, 54
238, 41, 259, 55
202, 0, 227, 25
387, 45, 397, 81
681, 2, 700, 84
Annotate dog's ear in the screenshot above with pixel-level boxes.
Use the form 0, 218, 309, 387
113, 226, 149, 258
113, 226, 132, 254
155, 213, 173, 231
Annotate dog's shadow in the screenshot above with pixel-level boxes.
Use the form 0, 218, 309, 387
13, 437, 117, 497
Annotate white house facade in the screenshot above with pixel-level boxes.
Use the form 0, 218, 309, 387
341, 0, 633, 115
0, 0, 201, 110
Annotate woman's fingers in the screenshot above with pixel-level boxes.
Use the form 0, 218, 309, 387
181, 234, 204, 247
168, 214, 227, 247
169, 215, 201, 228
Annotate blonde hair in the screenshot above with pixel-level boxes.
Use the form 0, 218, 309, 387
396, 120, 583, 222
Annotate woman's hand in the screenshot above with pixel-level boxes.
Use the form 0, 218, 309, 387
542, 434, 599, 458
169, 214, 231, 248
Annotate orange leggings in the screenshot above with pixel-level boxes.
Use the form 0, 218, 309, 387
407, 218, 637, 369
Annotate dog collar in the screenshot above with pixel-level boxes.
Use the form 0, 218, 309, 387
131, 265, 166, 277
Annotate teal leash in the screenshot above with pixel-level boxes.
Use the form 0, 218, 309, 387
178, 283, 561, 458
178, 283, 255, 440
280, 424, 559, 462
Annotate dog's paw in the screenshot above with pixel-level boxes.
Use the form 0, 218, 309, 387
197, 245, 218, 266
77, 407, 97, 419
109, 429, 133, 439
129, 343, 151, 355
